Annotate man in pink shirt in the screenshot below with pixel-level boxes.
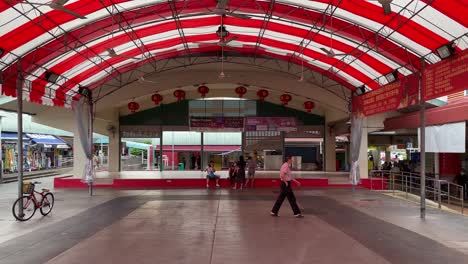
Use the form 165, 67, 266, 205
270, 156, 303, 217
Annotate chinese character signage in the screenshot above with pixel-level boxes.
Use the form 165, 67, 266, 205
245, 117, 298, 132
352, 73, 419, 117
423, 48, 468, 101
190, 117, 244, 132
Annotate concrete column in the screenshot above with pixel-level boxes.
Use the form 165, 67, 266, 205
434, 152, 440, 178
108, 110, 120, 173
359, 119, 369, 179
73, 126, 87, 178
0, 116, 3, 183
200, 132, 204, 171
325, 125, 336, 172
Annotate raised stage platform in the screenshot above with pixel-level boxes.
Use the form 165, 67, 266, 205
54, 171, 384, 189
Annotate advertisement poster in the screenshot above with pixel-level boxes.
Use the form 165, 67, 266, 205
245, 117, 298, 132
190, 117, 244, 132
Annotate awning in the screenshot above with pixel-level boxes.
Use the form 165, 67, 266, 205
1, 132, 30, 141
0, 1, 466, 106
124, 141, 150, 150
217, 148, 242, 156
384, 98, 468, 130
27, 133, 70, 149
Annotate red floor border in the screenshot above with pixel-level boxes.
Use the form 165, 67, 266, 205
54, 177, 386, 190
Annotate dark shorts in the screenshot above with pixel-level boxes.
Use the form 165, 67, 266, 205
236, 172, 246, 184
206, 175, 220, 179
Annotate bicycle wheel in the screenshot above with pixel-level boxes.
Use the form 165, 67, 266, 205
40, 193, 54, 216
12, 196, 36, 221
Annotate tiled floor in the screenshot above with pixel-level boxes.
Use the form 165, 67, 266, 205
1, 184, 468, 264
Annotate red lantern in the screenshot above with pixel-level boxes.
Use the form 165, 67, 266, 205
304, 101, 315, 112
280, 94, 292, 105
235, 86, 247, 98
257, 89, 269, 101
197, 85, 209, 98
173, 89, 186, 102
128, 101, 140, 113
151, 93, 163, 105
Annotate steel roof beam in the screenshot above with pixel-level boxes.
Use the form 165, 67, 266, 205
168, 0, 191, 63
6, 2, 124, 90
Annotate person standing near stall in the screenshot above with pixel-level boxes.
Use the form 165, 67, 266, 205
244, 156, 256, 188
270, 156, 303, 218
233, 156, 246, 191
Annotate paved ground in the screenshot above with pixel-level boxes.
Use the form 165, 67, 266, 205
1, 180, 468, 264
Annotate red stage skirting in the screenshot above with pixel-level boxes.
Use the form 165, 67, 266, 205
54, 177, 386, 190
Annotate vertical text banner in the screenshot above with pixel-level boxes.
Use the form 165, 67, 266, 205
423, 48, 468, 101
352, 73, 419, 117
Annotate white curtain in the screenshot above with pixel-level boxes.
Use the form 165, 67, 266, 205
349, 116, 364, 185
420, 122, 466, 153
72, 98, 94, 184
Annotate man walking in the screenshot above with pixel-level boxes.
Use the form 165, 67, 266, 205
270, 156, 303, 218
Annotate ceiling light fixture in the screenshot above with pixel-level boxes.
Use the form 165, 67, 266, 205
385, 70, 398, 83
216, 26, 229, 38
78, 85, 91, 98
355, 85, 366, 96
45, 71, 60, 83
436, 42, 455, 60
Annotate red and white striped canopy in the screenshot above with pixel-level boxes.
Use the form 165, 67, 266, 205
0, 0, 466, 107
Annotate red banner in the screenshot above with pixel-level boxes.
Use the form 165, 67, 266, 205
423, 49, 468, 101
352, 73, 419, 117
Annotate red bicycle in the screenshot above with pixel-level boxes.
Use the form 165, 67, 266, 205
12, 181, 55, 221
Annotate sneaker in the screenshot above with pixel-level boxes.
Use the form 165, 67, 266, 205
294, 214, 304, 218
270, 212, 279, 217
216, 184, 220, 187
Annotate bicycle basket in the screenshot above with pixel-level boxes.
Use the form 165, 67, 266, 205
23, 182, 34, 194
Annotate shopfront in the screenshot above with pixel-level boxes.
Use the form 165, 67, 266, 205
1, 132, 70, 173
117, 99, 328, 173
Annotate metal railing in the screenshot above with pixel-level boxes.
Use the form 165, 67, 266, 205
369, 170, 464, 214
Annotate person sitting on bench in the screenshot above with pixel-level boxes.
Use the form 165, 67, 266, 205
206, 160, 220, 188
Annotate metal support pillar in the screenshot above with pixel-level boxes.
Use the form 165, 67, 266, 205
17, 73, 24, 217
241, 131, 246, 156
419, 60, 426, 219
0, 117, 3, 183
281, 131, 285, 162
160, 128, 163, 172
88, 93, 94, 196
322, 123, 326, 171
201, 132, 204, 171
171, 132, 175, 171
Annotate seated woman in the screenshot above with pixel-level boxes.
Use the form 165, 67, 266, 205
206, 160, 221, 188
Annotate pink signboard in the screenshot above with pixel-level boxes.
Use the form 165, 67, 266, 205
245, 117, 298, 132
190, 117, 244, 132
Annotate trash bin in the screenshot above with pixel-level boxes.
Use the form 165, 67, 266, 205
178, 163, 184, 170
